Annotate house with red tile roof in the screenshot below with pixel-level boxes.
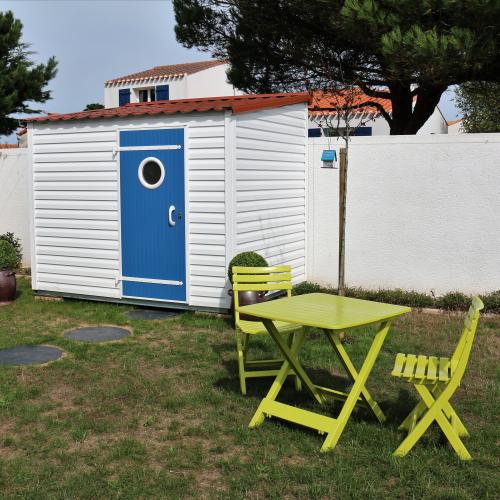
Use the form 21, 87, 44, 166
104, 60, 448, 135
104, 60, 241, 108
308, 90, 449, 136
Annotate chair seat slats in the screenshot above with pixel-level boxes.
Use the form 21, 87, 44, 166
391, 353, 452, 383
403, 354, 418, 378
239, 320, 302, 336
414, 355, 428, 379
438, 357, 451, 381
426, 356, 439, 381
392, 353, 406, 377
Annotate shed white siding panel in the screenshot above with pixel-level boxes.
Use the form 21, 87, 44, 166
186, 119, 227, 309
30, 113, 228, 309
31, 128, 121, 298
234, 104, 307, 283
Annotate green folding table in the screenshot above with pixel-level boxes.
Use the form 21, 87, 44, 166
237, 293, 411, 452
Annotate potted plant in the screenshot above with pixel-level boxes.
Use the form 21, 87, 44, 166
0, 240, 18, 304
228, 251, 269, 322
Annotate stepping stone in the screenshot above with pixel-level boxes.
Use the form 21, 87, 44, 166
127, 308, 181, 320
64, 326, 130, 343
0, 345, 63, 365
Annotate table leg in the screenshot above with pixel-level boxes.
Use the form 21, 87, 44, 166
323, 329, 386, 423
320, 321, 391, 452
249, 321, 328, 429
263, 320, 325, 404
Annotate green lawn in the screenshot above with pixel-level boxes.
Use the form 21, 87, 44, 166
0, 278, 498, 499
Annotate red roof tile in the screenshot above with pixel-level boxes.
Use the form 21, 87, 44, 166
106, 60, 226, 85
25, 93, 309, 124
447, 118, 463, 126
0, 144, 18, 149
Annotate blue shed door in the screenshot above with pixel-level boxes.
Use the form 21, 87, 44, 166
119, 128, 186, 302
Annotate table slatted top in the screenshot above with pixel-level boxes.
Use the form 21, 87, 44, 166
237, 293, 411, 330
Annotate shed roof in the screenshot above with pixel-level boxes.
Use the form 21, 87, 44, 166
105, 60, 226, 85
25, 93, 309, 124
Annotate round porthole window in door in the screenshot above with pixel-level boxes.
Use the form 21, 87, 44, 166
138, 157, 165, 189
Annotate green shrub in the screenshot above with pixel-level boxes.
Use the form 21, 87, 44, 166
346, 287, 435, 308
293, 281, 500, 314
293, 281, 325, 295
436, 291, 471, 311
480, 290, 500, 314
0, 232, 22, 269
227, 252, 268, 283
0, 240, 18, 270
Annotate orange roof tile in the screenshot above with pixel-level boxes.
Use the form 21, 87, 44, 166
447, 118, 463, 126
25, 93, 309, 124
309, 90, 392, 117
106, 60, 226, 85
0, 144, 18, 149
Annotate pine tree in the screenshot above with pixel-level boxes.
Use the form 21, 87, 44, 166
0, 10, 57, 135
174, 0, 500, 134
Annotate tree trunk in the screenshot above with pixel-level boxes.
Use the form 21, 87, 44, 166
389, 83, 447, 135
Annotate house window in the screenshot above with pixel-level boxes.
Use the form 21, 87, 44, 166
138, 88, 156, 103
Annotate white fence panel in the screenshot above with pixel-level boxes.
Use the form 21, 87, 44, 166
0, 149, 31, 266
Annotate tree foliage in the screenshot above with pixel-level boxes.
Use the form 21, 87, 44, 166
84, 103, 105, 111
174, 0, 500, 134
0, 10, 57, 135
455, 82, 500, 133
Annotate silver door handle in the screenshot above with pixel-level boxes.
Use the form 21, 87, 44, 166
168, 205, 176, 227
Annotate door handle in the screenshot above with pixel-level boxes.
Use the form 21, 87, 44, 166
168, 205, 176, 227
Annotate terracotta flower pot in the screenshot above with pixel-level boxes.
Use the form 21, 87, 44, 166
0, 270, 16, 303
228, 289, 269, 326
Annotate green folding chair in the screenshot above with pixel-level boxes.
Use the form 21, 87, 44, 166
232, 265, 302, 395
391, 296, 484, 460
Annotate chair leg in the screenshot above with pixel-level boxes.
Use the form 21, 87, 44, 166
398, 400, 427, 432
394, 385, 471, 460
415, 385, 472, 460
432, 384, 470, 438
236, 329, 247, 395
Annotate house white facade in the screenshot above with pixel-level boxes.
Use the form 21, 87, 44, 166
447, 118, 465, 134
104, 60, 240, 109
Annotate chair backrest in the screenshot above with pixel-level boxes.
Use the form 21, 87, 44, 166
449, 296, 484, 385
232, 265, 292, 324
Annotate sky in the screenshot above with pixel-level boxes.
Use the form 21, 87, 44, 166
1, 0, 461, 143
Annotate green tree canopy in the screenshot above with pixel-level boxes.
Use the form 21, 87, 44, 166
455, 82, 500, 133
174, 0, 500, 134
0, 10, 57, 135
84, 103, 105, 111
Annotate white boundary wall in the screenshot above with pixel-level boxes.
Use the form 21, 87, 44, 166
0, 149, 31, 266
307, 134, 500, 295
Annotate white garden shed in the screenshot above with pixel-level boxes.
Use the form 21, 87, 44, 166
26, 93, 308, 311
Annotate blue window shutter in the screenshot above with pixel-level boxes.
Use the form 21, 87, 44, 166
119, 88, 131, 107
354, 126, 372, 136
155, 85, 169, 101
308, 128, 322, 138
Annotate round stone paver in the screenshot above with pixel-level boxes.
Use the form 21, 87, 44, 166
127, 308, 181, 320
64, 326, 130, 343
0, 345, 64, 365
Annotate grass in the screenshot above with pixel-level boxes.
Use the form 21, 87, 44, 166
0, 278, 498, 499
